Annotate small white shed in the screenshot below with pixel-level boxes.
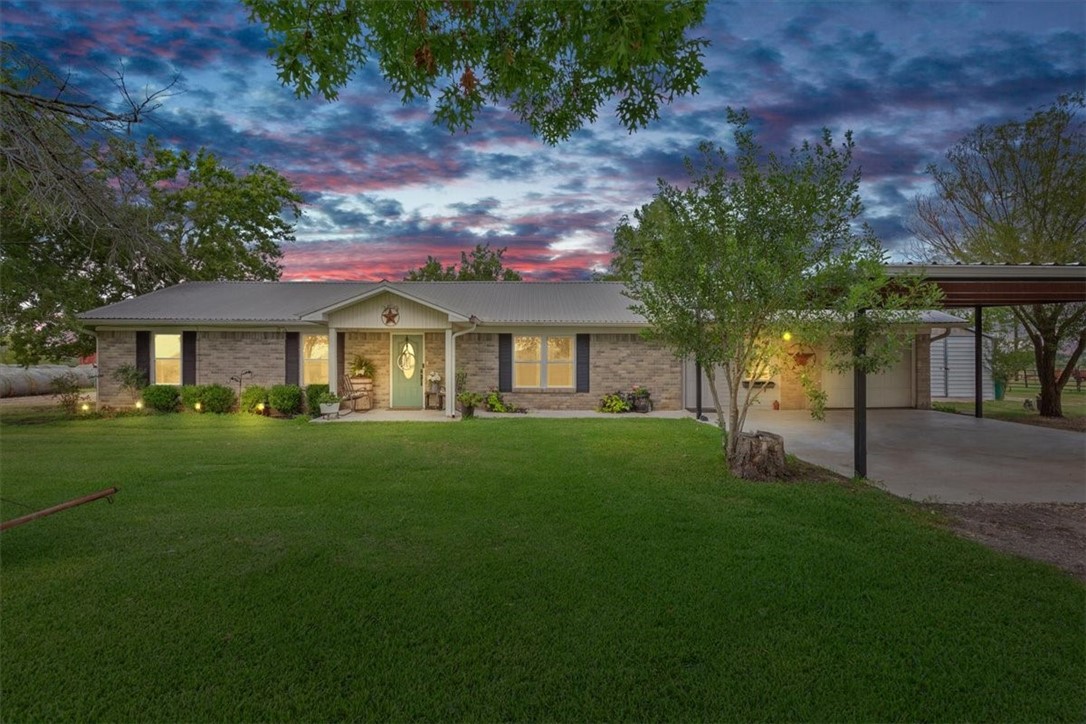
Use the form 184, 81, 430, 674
929, 328, 994, 400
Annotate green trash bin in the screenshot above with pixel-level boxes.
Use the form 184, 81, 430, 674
994, 379, 1006, 400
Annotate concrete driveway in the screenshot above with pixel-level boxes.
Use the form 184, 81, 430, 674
742, 408, 1086, 503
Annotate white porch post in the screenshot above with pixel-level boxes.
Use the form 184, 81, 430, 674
328, 326, 338, 395
445, 327, 455, 417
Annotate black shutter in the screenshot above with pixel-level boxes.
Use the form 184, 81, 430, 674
285, 332, 300, 385
182, 331, 197, 385
337, 332, 345, 382
135, 331, 151, 384
498, 333, 512, 392
576, 334, 590, 393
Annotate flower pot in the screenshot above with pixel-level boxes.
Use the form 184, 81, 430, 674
319, 402, 339, 416
462, 405, 475, 419
633, 397, 653, 413
429, 383, 440, 394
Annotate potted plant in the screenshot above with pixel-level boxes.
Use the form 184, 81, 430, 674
457, 391, 484, 418
427, 370, 442, 394
315, 389, 342, 417
349, 354, 375, 379
630, 385, 653, 413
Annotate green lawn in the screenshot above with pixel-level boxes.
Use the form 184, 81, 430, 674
935, 382, 1086, 428
1, 414, 1083, 721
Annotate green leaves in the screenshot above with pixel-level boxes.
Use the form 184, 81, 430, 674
404, 243, 522, 281
244, 0, 709, 143
617, 111, 939, 455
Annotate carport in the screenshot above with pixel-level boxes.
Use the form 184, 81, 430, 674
848, 263, 1086, 478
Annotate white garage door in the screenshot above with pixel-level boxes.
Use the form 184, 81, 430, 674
822, 344, 914, 408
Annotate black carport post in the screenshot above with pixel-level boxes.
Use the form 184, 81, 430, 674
974, 305, 984, 418
853, 308, 867, 479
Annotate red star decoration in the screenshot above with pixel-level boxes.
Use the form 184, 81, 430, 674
382, 306, 399, 326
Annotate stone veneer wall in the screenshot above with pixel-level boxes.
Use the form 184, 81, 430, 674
454, 332, 683, 410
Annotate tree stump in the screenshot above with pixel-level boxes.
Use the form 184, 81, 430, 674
729, 430, 787, 481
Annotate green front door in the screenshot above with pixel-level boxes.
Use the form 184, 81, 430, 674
391, 334, 424, 408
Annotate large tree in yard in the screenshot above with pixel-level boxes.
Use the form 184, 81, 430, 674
1, 136, 301, 364
244, 0, 708, 143
616, 110, 938, 479
914, 94, 1086, 417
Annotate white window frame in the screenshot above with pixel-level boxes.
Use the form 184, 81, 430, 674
153, 333, 182, 386
513, 334, 575, 390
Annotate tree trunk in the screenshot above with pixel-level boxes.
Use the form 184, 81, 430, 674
1035, 343, 1063, 417
728, 431, 787, 480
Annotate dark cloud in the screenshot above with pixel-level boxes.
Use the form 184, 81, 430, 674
6, 0, 1083, 276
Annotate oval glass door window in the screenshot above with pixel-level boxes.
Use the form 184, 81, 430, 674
397, 340, 417, 379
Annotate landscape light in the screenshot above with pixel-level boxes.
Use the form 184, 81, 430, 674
80, 403, 90, 412
782, 331, 793, 342
135, 400, 144, 410
194, 401, 202, 412
256, 402, 265, 412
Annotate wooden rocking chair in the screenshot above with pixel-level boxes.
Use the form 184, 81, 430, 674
340, 373, 373, 412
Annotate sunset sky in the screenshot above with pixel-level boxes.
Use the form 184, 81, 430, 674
5, 0, 1084, 280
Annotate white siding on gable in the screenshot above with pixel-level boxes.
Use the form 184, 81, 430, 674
930, 331, 994, 399
327, 292, 452, 330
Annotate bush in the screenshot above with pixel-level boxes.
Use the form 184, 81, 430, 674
269, 384, 304, 416
200, 384, 237, 413
111, 364, 148, 393
484, 390, 526, 413
305, 384, 331, 416
52, 372, 85, 415
598, 392, 631, 413
240, 385, 269, 413
180, 385, 206, 411
143, 385, 181, 412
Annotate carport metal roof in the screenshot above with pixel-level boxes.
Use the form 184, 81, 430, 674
885, 263, 1086, 307
851, 264, 1086, 478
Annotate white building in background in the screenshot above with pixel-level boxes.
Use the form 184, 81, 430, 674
929, 328, 994, 400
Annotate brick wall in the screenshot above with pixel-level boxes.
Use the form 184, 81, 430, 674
197, 331, 286, 391
343, 332, 391, 408
454, 332, 683, 411
96, 330, 139, 407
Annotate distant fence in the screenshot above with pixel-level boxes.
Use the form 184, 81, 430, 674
0, 364, 97, 398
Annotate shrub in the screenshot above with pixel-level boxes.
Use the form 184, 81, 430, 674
305, 384, 331, 416
240, 385, 269, 413
111, 364, 148, 393
269, 384, 304, 416
180, 385, 206, 411
143, 385, 181, 412
199, 384, 237, 414
598, 392, 631, 413
52, 372, 85, 415
484, 390, 526, 413
485, 390, 510, 412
